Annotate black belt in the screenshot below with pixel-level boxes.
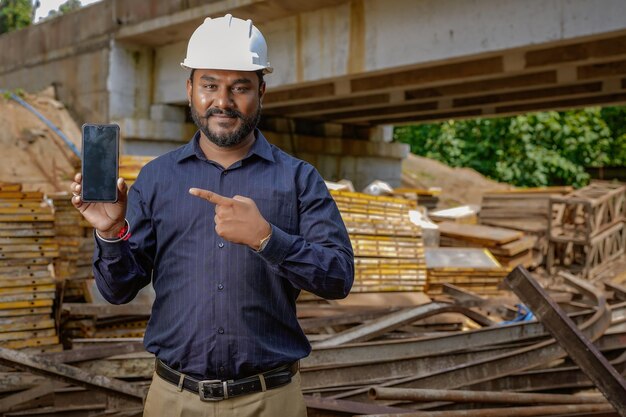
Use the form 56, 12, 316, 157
155, 359, 298, 401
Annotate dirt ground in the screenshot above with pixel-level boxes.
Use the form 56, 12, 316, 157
0, 87, 81, 193
402, 153, 511, 207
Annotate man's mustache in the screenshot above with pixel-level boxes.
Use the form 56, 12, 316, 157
204, 108, 244, 119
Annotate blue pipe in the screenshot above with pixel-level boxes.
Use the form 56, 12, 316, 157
2, 90, 81, 157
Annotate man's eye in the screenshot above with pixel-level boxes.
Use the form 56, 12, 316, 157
202, 84, 217, 89
233, 87, 248, 93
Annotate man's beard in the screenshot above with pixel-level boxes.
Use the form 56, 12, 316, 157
190, 104, 261, 148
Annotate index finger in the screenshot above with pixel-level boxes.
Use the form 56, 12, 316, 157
189, 188, 233, 206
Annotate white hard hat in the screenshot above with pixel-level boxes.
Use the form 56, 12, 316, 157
181, 14, 273, 74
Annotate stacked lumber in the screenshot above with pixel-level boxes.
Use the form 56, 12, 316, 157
0, 183, 61, 353
479, 187, 573, 265
120, 155, 154, 187
331, 190, 427, 292
425, 247, 509, 295
548, 181, 626, 278
438, 221, 536, 268
392, 187, 440, 211
48, 193, 94, 302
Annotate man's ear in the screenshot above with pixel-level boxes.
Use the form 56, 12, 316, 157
186, 78, 193, 106
259, 82, 266, 104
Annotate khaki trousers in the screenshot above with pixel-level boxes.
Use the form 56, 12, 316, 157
143, 371, 308, 417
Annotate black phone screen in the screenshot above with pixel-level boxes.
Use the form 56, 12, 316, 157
81, 124, 119, 202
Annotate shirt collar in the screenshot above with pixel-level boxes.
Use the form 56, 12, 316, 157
176, 129, 275, 164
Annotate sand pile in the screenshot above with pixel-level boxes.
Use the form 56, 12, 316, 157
0, 87, 81, 194
402, 153, 511, 207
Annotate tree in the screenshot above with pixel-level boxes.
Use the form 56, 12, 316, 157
0, 0, 32, 34
394, 106, 626, 188
45, 0, 81, 19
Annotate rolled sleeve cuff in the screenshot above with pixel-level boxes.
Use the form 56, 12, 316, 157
257, 224, 296, 265
94, 231, 130, 258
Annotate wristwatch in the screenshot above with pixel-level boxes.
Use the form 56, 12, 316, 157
257, 230, 272, 252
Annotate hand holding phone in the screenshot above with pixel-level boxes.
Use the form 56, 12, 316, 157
72, 123, 127, 238
71, 173, 128, 239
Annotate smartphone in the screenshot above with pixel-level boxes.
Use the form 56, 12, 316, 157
81, 123, 120, 203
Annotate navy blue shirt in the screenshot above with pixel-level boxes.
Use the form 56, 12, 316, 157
93, 130, 354, 380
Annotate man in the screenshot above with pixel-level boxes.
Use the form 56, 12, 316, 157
71, 14, 354, 417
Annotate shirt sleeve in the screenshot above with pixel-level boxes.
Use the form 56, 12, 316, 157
92, 180, 155, 304
257, 164, 354, 299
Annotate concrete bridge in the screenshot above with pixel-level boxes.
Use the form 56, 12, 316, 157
1, 0, 625, 188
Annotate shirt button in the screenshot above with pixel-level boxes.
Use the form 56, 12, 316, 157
223, 171, 228, 176
219, 366, 225, 373
218, 242, 224, 248
218, 327, 224, 334
218, 284, 224, 290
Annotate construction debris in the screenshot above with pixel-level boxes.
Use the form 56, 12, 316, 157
0, 91, 625, 416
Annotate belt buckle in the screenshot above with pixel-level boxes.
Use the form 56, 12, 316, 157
198, 379, 226, 401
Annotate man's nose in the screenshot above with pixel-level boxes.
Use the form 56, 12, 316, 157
213, 87, 233, 109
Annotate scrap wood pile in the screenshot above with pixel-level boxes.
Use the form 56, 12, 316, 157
437, 221, 536, 269
478, 187, 573, 267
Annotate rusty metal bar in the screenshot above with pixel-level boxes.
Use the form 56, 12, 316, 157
368, 386, 606, 405
302, 345, 521, 391
37, 342, 146, 364
605, 282, 626, 302
356, 403, 616, 417
303, 396, 412, 415
0, 347, 144, 402
466, 349, 626, 393
505, 267, 626, 416
304, 309, 594, 370
313, 303, 452, 348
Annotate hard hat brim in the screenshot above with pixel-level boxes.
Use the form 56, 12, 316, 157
180, 62, 273, 74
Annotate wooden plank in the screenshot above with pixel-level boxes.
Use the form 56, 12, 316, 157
0, 192, 44, 200
0, 252, 60, 260
0, 215, 54, 222
0, 318, 55, 333
0, 207, 53, 215
0, 244, 59, 253
0, 328, 57, 342
438, 222, 523, 246
61, 303, 152, 317
0, 299, 54, 310
0, 293, 56, 303
0, 284, 56, 295
0, 335, 59, 349
0, 274, 56, 286
0, 307, 52, 318
0, 237, 57, 245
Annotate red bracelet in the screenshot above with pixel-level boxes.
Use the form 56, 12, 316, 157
117, 221, 131, 241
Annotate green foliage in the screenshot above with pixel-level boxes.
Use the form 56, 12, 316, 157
0, 0, 32, 34
45, 0, 81, 19
1, 87, 25, 99
394, 106, 626, 188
